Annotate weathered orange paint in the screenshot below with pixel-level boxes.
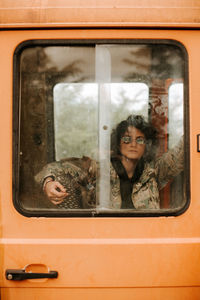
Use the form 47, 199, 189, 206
0, 0, 200, 299
0, 0, 200, 28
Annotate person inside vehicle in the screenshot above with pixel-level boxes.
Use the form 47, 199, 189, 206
35, 114, 183, 209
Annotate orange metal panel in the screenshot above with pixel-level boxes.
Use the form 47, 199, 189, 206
2, 287, 200, 300
1, 240, 200, 287
0, 28, 200, 298
1, 0, 200, 28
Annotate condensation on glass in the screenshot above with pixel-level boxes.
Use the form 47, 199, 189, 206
16, 41, 188, 216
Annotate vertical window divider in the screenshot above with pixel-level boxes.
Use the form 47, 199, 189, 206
96, 45, 111, 209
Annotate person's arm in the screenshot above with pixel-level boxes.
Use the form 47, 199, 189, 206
35, 161, 68, 205
35, 158, 96, 205
155, 137, 184, 190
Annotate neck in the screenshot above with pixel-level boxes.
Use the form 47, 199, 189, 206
121, 155, 138, 179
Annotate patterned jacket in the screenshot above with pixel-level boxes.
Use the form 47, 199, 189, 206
35, 138, 184, 209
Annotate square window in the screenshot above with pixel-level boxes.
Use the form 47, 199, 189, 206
13, 40, 189, 217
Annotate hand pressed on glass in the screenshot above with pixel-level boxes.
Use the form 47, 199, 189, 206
43, 178, 68, 205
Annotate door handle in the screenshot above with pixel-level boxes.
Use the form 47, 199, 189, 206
5, 268, 58, 281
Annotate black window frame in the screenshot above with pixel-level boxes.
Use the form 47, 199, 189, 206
13, 38, 190, 218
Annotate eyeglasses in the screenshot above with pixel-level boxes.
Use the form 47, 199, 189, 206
121, 136, 146, 145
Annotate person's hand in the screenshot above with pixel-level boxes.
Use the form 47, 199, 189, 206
43, 178, 68, 205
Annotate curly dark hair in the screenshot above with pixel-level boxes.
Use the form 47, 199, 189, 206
111, 114, 158, 161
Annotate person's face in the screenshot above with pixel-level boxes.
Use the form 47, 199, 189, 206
120, 126, 146, 160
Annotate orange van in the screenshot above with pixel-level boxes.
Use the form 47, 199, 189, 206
1, 1, 200, 299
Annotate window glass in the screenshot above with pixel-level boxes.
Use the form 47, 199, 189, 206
168, 83, 184, 148
54, 82, 148, 160
54, 83, 98, 160
14, 40, 188, 216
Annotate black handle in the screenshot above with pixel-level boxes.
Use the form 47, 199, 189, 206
5, 269, 58, 281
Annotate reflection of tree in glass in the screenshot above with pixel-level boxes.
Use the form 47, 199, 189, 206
21, 47, 86, 82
